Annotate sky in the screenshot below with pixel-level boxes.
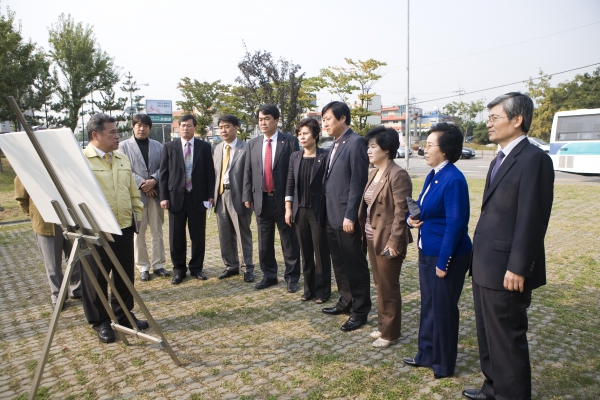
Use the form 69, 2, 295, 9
5, 0, 600, 115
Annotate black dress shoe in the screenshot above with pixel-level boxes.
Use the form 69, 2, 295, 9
140, 271, 150, 281
120, 317, 149, 331
94, 326, 115, 343
218, 269, 239, 279
171, 274, 184, 285
462, 389, 488, 400
153, 268, 171, 277
434, 374, 452, 379
52, 302, 66, 311
322, 307, 350, 315
402, 358, 424, 367
191, 271, 207, 280
340, 317, 367, 331
255, 278, 278, 290
243, 271, 255, 283
287, 282, 299, 293
69, 294, 82, 300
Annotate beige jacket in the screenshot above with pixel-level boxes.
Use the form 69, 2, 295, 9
14, 176, 55, 236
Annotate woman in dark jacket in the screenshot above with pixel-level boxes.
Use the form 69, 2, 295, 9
358, 126, 413, 348
402, 122, 472, 379
285, 118, 331, 303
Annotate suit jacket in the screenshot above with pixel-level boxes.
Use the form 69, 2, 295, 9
159, 138, 215, 213
471, 139, 554, 291
285, 147, 328, 222
213, 139, 250, 215
243, 131, 299, 216
119, 137, 163, 207
413, 163, 472, 271
358, 162, 413, 256
322, 129, 369, 229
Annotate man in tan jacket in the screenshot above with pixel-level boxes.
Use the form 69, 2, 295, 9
14, 177, 82, 310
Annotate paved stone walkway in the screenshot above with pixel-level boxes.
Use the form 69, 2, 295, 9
0, 180, 599, 399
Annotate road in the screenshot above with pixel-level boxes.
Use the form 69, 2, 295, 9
394, 150, 600, 185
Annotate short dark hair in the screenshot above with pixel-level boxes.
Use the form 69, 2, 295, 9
218, 114, 240, 127
87, 113, 116, 140
321, 101, 351, 126
487, 92, 534, 133
364, 126, 399, 160
256, 104, 280, 120
179, 114, 197, 126
132, 113, 153, 128
429, 122, 463, 164
295, 118, 321, 139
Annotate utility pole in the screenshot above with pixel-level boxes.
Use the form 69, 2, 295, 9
405, 0, 410, 170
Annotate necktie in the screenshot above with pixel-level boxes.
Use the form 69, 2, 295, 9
264, 138, 274, 193
184, 142, 192, 191
103, 153, 112, 169
219, 144, 231, 195
490, 151, 505, 183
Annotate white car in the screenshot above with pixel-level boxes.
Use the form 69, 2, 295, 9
528, 137, 550, 153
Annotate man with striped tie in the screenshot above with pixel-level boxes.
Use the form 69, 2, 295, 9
159, 114, 215, 285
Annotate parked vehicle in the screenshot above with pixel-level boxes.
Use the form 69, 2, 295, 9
465, 136, 474, 143
461, 147, 476, 159
418, 147, 424, 156
320, 140, 334, 150
528, 137, 549, 153
396, 147, 413, 158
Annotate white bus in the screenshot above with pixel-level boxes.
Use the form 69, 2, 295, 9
549, 108, 600, 175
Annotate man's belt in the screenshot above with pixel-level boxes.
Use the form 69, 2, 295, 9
264, 191, 275, 196
223, 184, 230, 190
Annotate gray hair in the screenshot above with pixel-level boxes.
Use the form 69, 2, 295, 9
487, 92, 534, 133
87, 113, 117, 140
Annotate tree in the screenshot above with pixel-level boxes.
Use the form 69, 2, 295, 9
235, 49, 307, 134
48, 14, 120, 132
443, 100, 485, 140
0, 7, 47, 128
176, 78, 229, 138
472, 122, 489, 144
318, 58, 387, 136
527, 68, 600, 141
120, 72, 145, 133
30, 56, 58, 127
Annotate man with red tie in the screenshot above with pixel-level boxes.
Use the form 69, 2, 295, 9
243, 105, 301, 292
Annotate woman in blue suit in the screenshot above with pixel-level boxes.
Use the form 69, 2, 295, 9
402, 122, 472, 379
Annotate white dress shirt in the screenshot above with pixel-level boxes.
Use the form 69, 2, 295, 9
261, 131, 278, 174
222, 138, 238, 185
498, 135, 527, 165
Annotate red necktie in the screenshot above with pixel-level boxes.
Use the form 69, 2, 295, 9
264, 138, 274, 193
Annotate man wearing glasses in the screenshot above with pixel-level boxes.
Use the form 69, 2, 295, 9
463, 92, 554, 400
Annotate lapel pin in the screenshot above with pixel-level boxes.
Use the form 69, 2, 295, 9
435, 180, 438, 184
343, 141, 346, 144
318, 160, 321, 162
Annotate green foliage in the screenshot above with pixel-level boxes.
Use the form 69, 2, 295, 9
48, 14, 120, 132
443, 100, 485, 138
0, 7, 47, 128
177, 78, 229, 138
472, 121, 490, 144
119, 72, 145, 133
527, 67, 600, 141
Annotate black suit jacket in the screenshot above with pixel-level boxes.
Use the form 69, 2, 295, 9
322, 129, 369, 229
471, 138, 554, 291
285, 147, 328, 222
159, 138, 215, 213
243, 132, 299, 216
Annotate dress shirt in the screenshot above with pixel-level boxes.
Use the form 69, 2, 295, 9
222, 138, 238, 185
497, 135, 526, 165
181, 137, 194, 160
327, 127, 350, 175
418, 160, 449, 249
91, 144, 112, 165
261, 132, 278, 175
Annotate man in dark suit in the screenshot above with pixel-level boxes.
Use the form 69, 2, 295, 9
243, 104, 301, 292
462, 92, 554, 400
213, 115, 255, 283
320, 101, 371, 332
159, 114, 215, 284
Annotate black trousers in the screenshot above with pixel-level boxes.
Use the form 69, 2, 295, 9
81, 226, 135, 328
295, 207, 331, 301
473, 282, 533, 400
326, 221, 371, 320
169, 191, 206, 274
256, 194, 300, 283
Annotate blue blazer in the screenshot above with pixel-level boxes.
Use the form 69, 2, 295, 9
411, 163, 472, 271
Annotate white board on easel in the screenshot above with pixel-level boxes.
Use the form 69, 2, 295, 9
0, 128, 122, 235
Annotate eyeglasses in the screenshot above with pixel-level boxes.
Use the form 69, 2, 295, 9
487, 115, 507, 124
424, 143, 439, 150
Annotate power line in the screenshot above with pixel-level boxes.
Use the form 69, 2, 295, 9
412, 62, 600, 105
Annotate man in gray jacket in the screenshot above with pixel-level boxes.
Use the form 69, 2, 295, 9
120, 114, 169, 281
213, 115, 255, 282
